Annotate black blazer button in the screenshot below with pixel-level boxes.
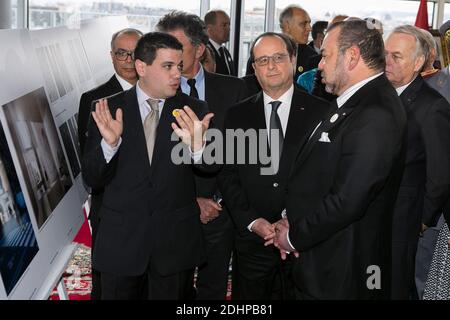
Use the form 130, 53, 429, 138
273, 182, 279, 188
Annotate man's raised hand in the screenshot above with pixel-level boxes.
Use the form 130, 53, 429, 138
171, 106, 214, 152
91, 99, 123, 147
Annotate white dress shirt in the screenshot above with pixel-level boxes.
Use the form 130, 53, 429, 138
395, 76, 416, 96
100, 81, 203, 163
209, 39, 223, 55
180, 65, 205, 100
115, 73, 134, 91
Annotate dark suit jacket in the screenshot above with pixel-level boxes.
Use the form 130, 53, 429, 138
194, 71, 247, 198
393, 75, 450, 240
207, 41, 236, 76
286, 75, 407, 299
217, 86, 330, 238
78, 75, 123, 221
78, 75, 123, 153
82, 87, 209, 277
296, 44, 320, 80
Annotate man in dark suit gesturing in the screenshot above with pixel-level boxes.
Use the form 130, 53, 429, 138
385, 25, 450, 299
81, 32, 213, 299
156, 11, 247, 300
274, 20, 407, 299
218, 32, 330, 299
77, 28, 142, 300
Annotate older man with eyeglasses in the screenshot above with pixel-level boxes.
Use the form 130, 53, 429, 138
217, 32, 330, 299
77, 27, 143, 300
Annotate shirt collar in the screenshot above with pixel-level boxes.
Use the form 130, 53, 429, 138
181, 64, 205, 87
263, 84, 294, 108
115, 73, 134, 91
209, 39, 222, 52
336, 72, 383, 108
396, 76, 417, 96
136, 81, 165, 110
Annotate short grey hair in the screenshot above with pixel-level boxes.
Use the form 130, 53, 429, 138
279, 5, 305, 30
111, 28, 143, 51
391, 25, 427, 63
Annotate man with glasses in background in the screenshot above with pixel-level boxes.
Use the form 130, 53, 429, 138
77, 28, 143, 300
218, 32, 329, 299
243, 5, 319, 97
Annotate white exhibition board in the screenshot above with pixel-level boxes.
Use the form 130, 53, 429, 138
0, 15, 130, 300
78, 15, 129, 85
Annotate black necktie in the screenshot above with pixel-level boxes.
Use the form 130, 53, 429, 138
187, 78, 199, 99
218, 46, 232, 75
269, 101, 284, 158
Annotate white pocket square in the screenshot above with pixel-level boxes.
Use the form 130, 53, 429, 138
318, 132, 331, 143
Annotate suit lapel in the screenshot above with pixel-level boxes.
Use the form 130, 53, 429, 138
399, 76, 422, 112
277, 89, 322, 178
252, 92, 268, 131
294, 92, 359, 168
204, 71, 216, 111
110, 75, 124, 92
124, 86, 150, 172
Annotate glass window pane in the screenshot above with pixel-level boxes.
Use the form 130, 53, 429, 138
29, 1, 201, 31
445, 4, 450, 24
11, 0, 18, 28
239, 0, 266, 76
275, 0, 436, 38
209, 0, 231, 16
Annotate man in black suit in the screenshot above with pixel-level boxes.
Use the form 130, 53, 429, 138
218, 32, 330, 299
81, 32, 214, 300
274, 20, 407, 299
205, 10, 236, 76
77, 28, 142, 300
156, 11, 247, 300
385, 25, 450, 299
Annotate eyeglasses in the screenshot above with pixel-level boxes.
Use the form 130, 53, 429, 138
114, 49, 134, 61
253, 53, 289, 67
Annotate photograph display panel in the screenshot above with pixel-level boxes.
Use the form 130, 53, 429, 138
2, 87, 73, 230
0, 122, 39, 296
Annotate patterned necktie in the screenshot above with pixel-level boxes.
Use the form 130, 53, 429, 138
144, 98, 160, 165
269, 100, 284, 158
187, 78, 199, 99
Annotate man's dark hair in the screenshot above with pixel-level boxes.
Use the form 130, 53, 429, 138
249, 32, 297, 63
312, 21, 328, 40
110, 28, 143, 50
133, 32, 183, 65
204, 9, 227, 26
156, 11, 209, 46
328, 19, 385, 71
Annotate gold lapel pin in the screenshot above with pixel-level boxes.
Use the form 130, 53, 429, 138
172, 109, 180, 117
